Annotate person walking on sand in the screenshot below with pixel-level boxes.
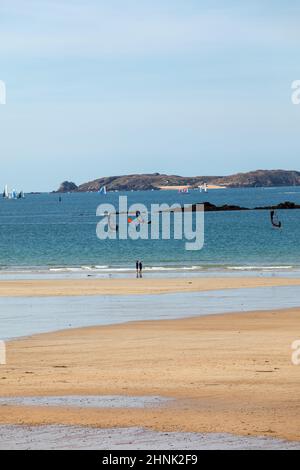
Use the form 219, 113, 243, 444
136, 260, 139, 277
139, 260, 143, 277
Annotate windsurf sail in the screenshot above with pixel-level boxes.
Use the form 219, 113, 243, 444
270, 210, 282, 228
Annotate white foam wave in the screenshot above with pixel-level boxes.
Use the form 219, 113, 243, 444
47, 265, 204, 273
227, 266, 293, 271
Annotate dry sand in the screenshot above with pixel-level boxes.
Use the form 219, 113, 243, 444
1, 276, 300, 297
1, 307, 300, 441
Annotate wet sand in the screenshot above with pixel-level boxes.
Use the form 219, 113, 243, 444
2, 286, 300, 340
1, 425, 299, 450
1, 307, 300, 442
0, 395, 171, 409
1, 276, 300, 297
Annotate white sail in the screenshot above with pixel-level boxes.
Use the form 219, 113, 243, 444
3, 184, 9, 198
199, 183, 208, 192
99, 185, 107, 195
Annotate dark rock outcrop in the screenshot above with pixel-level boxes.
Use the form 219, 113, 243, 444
169, 201, 300, 213
56, 181, 78, 193
255, 201, 300, 210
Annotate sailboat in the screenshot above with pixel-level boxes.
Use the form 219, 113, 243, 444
199, 183, 208, 193
178, 187, 189, 194
2, 185, 25, 200
11, 189, 17, 199
3, 184, 9, 198
99, 185, 107, 195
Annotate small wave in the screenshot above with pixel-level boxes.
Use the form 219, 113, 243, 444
145, 267, 178, 271
227, 266, 294, 271
97, 268, 135, 272
49, 268, 68, 272
47, 265, 204, 273
145, 266, 202, 271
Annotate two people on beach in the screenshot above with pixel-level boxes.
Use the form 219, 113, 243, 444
136, 260, 143, 278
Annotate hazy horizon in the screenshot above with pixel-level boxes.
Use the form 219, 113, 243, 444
0, 1, 300, 192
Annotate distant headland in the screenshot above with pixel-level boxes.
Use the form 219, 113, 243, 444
56, 169, 300, 193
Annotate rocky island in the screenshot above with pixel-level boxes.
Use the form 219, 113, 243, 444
56, 170, 300, 193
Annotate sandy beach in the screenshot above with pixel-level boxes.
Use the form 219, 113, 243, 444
1, 304, 300, 442
1, 276, 300, 297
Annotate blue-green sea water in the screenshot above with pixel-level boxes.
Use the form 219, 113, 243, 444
0, 187, 300, 274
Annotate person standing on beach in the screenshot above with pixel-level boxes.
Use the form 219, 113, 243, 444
139, 261, 143, 277
136, 260, 139, 276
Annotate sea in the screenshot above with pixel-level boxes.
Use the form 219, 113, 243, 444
0, 186, 300, 276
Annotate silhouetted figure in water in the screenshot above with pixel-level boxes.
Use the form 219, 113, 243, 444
270, 210, 282, 228
136, 260, 139, 277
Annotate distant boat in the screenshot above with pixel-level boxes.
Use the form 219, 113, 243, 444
3, 184, 9, 198
199, 183, 208, 193
178, 188, 189, 194
2, 185, 25, 200
99, 186, 107, 195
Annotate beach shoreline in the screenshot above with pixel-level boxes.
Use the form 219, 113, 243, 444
1, 305, 300, 442
1, 276, 300, 297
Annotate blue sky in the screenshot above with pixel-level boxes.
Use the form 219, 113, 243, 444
0, 0, 300, 191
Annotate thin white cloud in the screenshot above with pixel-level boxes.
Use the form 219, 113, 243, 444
0, 1, 299, 58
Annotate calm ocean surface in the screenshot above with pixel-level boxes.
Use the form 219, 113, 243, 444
0, 187, 300, 274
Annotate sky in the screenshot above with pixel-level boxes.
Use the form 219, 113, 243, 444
0, 0, 300, 192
